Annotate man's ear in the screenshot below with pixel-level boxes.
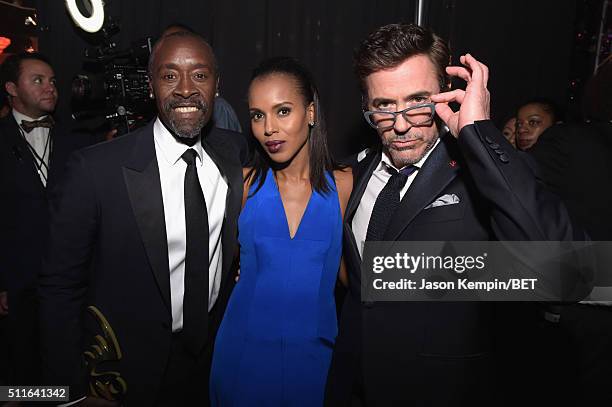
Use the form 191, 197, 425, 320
5, 81, 17, 98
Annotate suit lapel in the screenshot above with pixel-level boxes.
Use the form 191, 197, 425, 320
1, 116, 46, 194
384, 134, 460, 241
346, 148, 381, 223
122, 122, 172, 313
201, 128, 242, 286
344, 148, 381, 263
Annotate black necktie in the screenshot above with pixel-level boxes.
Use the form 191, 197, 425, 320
181, 148, 209, 355
20, 116, 55, 133
366, 165, 417, 241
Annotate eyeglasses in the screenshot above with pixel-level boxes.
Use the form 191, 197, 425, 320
363, 103, 436, 130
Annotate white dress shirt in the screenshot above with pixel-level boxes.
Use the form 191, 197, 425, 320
153, 118, 227, 332
352, 138, 440, 258
12, 109, 51, 186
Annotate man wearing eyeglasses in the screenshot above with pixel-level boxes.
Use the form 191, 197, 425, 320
326, 23, 579, 406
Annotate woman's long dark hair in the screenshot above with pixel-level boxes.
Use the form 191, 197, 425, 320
246, 57, 339, 196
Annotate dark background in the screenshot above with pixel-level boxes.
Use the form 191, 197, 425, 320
15, 0, 604, 157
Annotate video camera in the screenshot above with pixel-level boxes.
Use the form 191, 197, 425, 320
71, 21, 155, 136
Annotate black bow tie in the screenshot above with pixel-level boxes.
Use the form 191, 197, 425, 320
20, 116, 55, 133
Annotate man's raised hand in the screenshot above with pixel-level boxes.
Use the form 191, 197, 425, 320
431, 53, 491, 137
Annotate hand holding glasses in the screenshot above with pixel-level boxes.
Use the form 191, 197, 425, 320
430, 53, 491, 137
363, 54, 492, 138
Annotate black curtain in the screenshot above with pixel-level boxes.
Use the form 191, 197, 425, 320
35, 0, 575, 158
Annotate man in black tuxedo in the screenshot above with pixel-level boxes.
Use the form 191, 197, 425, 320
0, 52, 91, 385
325, 23, 578, 406
39, 31, 245, 406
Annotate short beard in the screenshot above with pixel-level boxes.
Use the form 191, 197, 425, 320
163, 99, 209, 139
382, 130, 439, 167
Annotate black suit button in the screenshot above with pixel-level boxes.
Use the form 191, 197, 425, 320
494, 149, 505, 155
490, 143, 500, 149
485, 136, 493, 143
499, 154, 510, 163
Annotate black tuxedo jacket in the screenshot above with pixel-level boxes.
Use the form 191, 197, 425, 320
529, 122, 612, 240
0, 114, 89, 294
0, 114, 91, 384
326, 121, 578, 406
38, 120, 245, 405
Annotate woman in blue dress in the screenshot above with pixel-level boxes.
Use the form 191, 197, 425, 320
210, 57, 352, 406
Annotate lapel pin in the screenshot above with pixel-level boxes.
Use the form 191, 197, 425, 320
449, 160, 457, 167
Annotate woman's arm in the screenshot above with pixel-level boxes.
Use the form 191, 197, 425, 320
334, 167, 353, 287
242, 167, 254, 209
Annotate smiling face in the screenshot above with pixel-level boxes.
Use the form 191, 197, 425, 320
248, 73, 314, 163
6, 59, 57, 118
149, 35, 217, 140
364, 54, 440, 168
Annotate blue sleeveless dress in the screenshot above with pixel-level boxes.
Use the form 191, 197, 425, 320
210, 169, 343, 406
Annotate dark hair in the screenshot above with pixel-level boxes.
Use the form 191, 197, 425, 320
246, 56, 338, 195
1, 52, 53, 98
354, 23, 451, 101
147, 30, 218, 78
517, 98, 560, 123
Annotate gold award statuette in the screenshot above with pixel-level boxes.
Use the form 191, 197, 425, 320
83, 306, 128, 402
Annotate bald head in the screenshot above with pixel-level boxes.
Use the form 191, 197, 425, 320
148, 31, 218, 79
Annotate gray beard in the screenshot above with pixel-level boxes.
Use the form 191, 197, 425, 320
163, 99, 209, 139
167, 115, 207, 139
383, 131, 439, 167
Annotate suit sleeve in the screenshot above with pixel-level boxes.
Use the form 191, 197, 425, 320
528, 125, 571, 197
456, 120, 579, 241
39, 150, 98, 398
236, 132, 251, 166
0, 136, 9, 293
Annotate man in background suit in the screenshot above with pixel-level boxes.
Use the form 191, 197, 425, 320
39, 31, 245, 406
0, 52, 91, 385
529, 57, 612, 405
325, 23, 578, 406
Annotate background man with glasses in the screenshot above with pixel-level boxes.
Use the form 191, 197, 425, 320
326, 23, 578, 406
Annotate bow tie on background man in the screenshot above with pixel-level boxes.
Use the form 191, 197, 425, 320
20, 116, 55, 133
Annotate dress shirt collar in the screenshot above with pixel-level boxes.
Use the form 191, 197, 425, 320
154, 117, 204, 167
377, 136, 440, 175
12, 109, 50, 128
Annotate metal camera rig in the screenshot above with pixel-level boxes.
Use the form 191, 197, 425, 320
71, 20, 155, 136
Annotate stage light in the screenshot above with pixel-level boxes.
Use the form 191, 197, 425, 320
65, 0, 105, 33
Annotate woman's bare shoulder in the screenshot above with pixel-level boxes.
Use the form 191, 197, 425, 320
333, 167, 353, 193
333, 167, 353, 217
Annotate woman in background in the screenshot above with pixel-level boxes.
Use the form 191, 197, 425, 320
210, 57, 351, 406
516, 98, 558, 150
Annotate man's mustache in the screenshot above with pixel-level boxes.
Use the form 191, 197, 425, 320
387, 133, 421, 143
164, 98, 208, 113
